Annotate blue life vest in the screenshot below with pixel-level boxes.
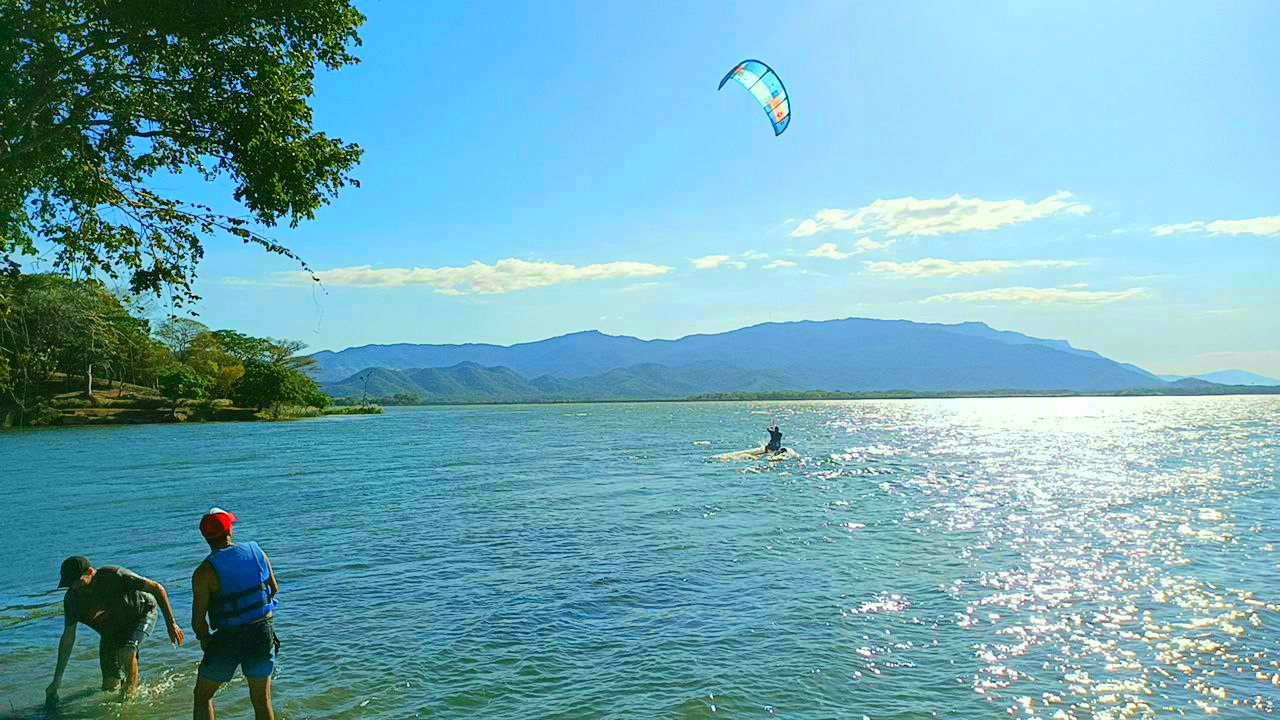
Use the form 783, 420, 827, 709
207, 541, 276, 631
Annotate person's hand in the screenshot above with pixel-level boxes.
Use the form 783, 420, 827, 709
167, 621, 185, 647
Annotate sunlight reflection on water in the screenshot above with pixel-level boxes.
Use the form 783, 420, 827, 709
1, 396, 1277, 719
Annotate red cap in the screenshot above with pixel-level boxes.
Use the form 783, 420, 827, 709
200, 508, 237, 540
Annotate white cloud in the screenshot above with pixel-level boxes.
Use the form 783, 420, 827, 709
741, 250, 770, 260
864, 258, 1083, 278
230, 258, 672, 295
923, 285, 1149, 305
806, 236, 895, 261
1151, 215, 1280, 237
692, 255, 747, 270
692, 255, 729, 269
791, 219, 825, 238
617, 281, 660, 294
791, 190, 1091, 239
807, 243, 854, 260
763, 259, 797, 270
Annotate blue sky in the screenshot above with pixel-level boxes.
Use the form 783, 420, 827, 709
106, 1, 1280, 374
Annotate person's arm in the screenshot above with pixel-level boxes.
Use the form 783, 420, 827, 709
191, 562, 213, 649
141, 578, 185, 646
263, 551, 280, 600
47, 605, 77, 697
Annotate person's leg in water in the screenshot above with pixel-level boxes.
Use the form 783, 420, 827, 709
118, 645, 139, 697
99, 634, 121, 692
193, 677, 221, 720
241, 625, 277, 720
247, 677, 275, 720
118, 607, 156, 698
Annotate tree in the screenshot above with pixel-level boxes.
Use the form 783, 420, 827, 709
231, 359, 293, 410
153, 318, 208, 359
158, 364, 209, 418
0, 273, 131, 396
0, 1, 365, 303
212, 330, 315, 371
182, 330, 244, 397
286, 371, 331, 409
232, 358, 328, 410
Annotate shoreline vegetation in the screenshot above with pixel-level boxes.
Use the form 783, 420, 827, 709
0, 275, 341, 428
0, 375, 375, 428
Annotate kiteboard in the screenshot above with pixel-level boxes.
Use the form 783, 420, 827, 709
711, 445, 801, 463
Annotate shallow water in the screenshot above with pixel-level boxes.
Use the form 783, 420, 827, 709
1, 396, 1278, 719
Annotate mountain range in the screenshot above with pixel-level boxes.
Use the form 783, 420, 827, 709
309, 317, 1254, 402
1156, 369, 1280, 386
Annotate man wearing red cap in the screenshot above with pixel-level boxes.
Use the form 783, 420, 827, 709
191, 508, 281, 720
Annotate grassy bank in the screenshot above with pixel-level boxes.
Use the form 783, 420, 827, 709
322, 405, 384, 415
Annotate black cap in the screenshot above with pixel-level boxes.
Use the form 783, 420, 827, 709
58, 556, 90, 588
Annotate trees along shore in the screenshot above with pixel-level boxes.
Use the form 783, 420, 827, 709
0, 2, 371, 428
0, 273, 351, 428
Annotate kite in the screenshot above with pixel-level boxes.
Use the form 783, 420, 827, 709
718, 59, 791, 136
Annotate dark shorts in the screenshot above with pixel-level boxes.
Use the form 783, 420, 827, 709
99, 607, 157, 680
198, 617, 277, 684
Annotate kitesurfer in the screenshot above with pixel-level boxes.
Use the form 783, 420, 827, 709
192, 508, 281, 720
47, 556, 184, 700
766, 424, 783, 454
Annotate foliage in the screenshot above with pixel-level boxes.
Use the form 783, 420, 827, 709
212, 329, 315, 371
183, 331, 243, 398
0, 273, 162, 419
154, 318, 208, 358
231, 360, 290, 409
231, 358, 328, 410
288, 370, 331, 408
0, 0, 365, 303
333, 392, 422, 406
0, 272, 325, 425
257, 404, 322, 420
159, 364, 209, 402
322, 405, 383, 415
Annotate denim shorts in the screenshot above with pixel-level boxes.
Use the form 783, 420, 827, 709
99, 607, 157, 680
197, 617, 277, 683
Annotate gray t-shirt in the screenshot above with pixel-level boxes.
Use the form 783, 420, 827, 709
63, 566, 157, 634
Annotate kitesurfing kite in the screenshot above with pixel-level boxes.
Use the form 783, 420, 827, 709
718, 59, 791, 136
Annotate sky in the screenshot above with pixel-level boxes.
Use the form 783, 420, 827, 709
70, 1, 1280, 374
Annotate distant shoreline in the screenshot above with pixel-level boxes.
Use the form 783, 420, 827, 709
344, 385, 1280, 409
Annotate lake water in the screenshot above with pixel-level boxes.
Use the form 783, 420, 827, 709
1, 397, 1278, 719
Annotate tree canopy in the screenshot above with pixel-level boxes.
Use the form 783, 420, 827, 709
0, 0, 364, 303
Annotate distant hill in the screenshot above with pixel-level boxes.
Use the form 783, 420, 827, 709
1166, 377, 1223, 389
1158, 369, 1279, 386
315, 318, 1171, 401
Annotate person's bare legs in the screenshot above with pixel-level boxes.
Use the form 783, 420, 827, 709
247, 677, 274, 720
119, 647, 140, 698
99, 637, 120, 692
193, 678, 221, 720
